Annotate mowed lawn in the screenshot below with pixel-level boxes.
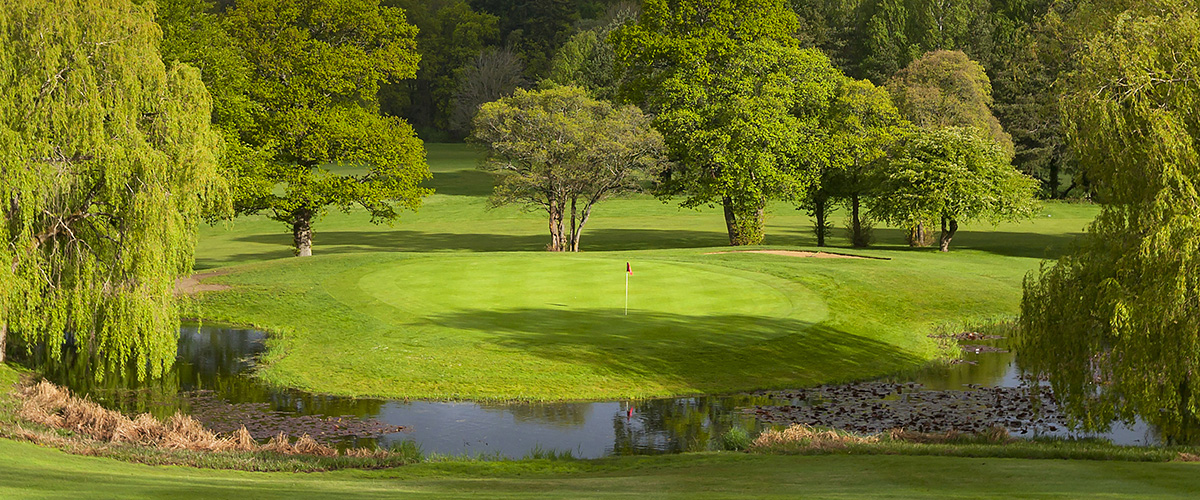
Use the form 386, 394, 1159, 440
3, 437, 1200, 499
189, 143, 1101, 400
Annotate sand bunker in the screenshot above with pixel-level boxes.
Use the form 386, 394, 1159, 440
175, 270, 232, 296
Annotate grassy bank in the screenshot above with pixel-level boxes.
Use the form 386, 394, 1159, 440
188, 143, 1100, 400
3, 435, 1200, 499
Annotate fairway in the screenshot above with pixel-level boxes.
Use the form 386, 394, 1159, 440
3, 437, 1200, 499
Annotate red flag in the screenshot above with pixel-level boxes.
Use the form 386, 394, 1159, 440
626, 262, 632, 276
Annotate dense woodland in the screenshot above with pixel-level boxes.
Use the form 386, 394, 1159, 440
168, 0, 1091, 200
385, 0, 1083, 199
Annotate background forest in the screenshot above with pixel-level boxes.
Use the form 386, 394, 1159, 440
379, 0, 1078, 199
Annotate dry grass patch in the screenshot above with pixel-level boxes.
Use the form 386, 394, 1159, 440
752, 424, 880, 452
16, 379, 344, 458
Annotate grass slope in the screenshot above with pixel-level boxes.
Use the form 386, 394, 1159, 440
2, 437, 1200, 499
190, 144, 1101, 400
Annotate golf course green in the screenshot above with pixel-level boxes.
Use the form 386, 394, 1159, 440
187, 144, 1091, 400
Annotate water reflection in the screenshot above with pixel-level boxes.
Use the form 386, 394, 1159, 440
23, 324, 1165, 458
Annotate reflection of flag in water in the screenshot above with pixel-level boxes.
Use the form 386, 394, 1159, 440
627, 262, 633, 276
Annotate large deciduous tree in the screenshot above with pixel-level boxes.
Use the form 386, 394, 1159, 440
222, 0, 431, 257
1020, 1, 1200, 443
0, 0, 225, 374
614, 0, 840, 246
870, 127, 1038, 252
807, 77, 910, 247
887, 50, 1013, 154
471, 86, 665, 252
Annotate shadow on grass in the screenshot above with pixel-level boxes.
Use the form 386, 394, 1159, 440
227, 228, 737, 255
422, 169, 495, 197
778, 226, 1084, 260
425, 308, 923, 389
197, 226, 1083, 270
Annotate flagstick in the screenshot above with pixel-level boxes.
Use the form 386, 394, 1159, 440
624, 271, 629, 316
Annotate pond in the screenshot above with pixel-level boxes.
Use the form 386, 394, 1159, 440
29, 323, 1159, 459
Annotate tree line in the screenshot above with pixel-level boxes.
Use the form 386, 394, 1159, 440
368, 0, 1085, 203
476, 1, 1037, 252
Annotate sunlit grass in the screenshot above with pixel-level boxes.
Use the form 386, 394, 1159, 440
189, 144, 1102, 401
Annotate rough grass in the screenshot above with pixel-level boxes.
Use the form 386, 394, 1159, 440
187, 143, 1102, 401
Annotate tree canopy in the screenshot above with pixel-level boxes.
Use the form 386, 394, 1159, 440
1020, 0, 1200, 442
887, 50, 1014, 155
870, 127, 1038, 251
218, 0, 431, 257
614, 0, 841, 245
0, 0, 225, 376
809, 77, 910, 247
471, 86, 665, 251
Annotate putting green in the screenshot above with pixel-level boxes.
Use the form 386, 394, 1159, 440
207, 251, 938, 399
355, 254, 826, 344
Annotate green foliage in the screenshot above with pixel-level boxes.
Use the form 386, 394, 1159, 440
887, 50, 1014, 155
220, 0, 431, 256
382, 0, 501, 135
614, 1, 842, 245
869, 128, 1039, 251
720, 427, 753, 451
812, 77, 910, 247
470, 86, 665, 251
1020, 0, 1200, 443
471, 0, 581, 78
0, 0, 225, 376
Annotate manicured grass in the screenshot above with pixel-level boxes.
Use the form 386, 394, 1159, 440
189, 145, 1101, 400
194, 144, 1092, 269
3, 437, 1200, 499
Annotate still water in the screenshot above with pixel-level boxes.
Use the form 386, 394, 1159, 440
35, 324, 1158, 459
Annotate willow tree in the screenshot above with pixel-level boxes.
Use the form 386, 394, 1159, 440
613, 0, 840, 245
222, 0, 430, 257
1020, 1, 1200, 443
0, 0, 224, 375
471, 86, 665, 252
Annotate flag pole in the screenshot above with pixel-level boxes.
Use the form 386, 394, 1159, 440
624, 262, 630, 316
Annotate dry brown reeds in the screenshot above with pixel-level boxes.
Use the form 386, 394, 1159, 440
1176, 452, 1200, 462
13, 379, 369, 458
751, 424, 880, 451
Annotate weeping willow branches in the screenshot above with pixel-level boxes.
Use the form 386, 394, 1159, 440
0, 0, 226, 379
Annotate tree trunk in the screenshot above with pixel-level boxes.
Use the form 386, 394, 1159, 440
722, 196, 739, 246
813, 195, 828, 247
292, 210, 314, 257
909, 222, 933, 247
571, 200, 595, 252
939, 216, 958, 252
0, 321, 6, 364
568, 197, 578, 252
850, 194, 867, 248
722, 197, 766, 246
548, 202, 566, 252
